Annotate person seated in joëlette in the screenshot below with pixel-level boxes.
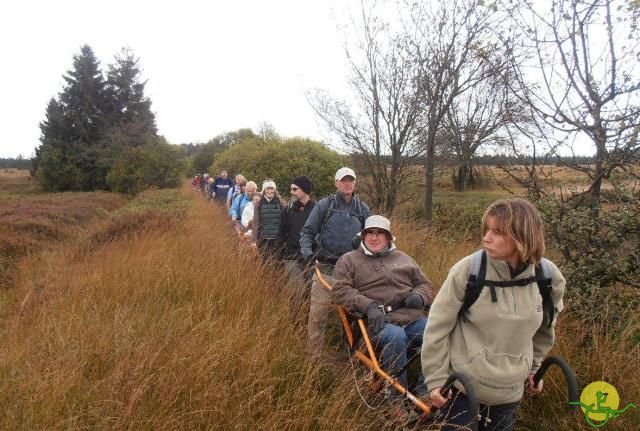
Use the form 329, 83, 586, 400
330, 215, 433, 396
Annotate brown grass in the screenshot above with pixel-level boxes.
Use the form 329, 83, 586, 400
0, 186, 386, 430
0, 180, 638, 430
0, 187, 128, 286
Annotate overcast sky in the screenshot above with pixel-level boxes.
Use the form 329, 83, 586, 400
1, 0, 354, 158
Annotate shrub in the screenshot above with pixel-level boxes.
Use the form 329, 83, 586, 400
211, 137, 345, 198
107, 142, 188, 194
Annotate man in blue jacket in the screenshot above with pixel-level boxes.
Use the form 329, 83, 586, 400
300, 167, 371, 358
211, 170, 234, 204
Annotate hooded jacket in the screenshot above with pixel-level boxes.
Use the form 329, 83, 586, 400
421, 252, 565, 406
330, 244, 433, 326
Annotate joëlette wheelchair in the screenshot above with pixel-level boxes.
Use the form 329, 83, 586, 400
315, 268, 580, 430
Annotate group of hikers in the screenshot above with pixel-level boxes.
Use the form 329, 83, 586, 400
192, 167, 566, 431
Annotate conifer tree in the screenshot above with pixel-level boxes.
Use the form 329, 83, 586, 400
104, 47, 157, 148
35, 45, 110, 191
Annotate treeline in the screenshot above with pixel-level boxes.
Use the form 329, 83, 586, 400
33, 45, 186, 194
0, 157, 31, 170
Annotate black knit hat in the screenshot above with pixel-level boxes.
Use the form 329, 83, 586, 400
292, 175, 312, 195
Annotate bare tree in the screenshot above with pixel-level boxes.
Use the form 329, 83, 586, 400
407, 0, 502, 220
439, 53, 521, 191
504, 0, 640, 216
495, 0, 640, 298
308, 1, 426, 216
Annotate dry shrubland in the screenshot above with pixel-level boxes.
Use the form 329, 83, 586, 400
1, 175, 638, 430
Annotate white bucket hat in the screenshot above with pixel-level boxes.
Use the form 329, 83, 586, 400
359, 215, 396, 241
335, 167, 356, 181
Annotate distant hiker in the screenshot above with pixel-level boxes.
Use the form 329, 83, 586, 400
230, 180, 257, 230
299, 167, 371, 358
277, 175, 316, 304
199, 173, 208, 194
331, 215, 432, 395
191, 174, 201, 190
206, 177, 214, 199
251, 180, 285, 258
241, 192, 262, 239
422, 198, 565, 431
227, 174, 246, 209
211, 170, 234, 204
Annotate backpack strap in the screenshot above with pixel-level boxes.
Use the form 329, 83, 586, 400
353, 196, 366, 228
536, 258, 555, 328
319, 195, 337, 234
459, 250, 487, 322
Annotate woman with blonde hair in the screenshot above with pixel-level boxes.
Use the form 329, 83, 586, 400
422, 198, 565, 431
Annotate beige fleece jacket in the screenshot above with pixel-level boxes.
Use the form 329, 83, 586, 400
421, 252, 565, 405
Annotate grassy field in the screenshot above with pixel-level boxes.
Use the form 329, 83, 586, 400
0, 171, 638, 430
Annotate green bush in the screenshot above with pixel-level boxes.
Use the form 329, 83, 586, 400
211, 137, 345, 198
107, 142, 188, 194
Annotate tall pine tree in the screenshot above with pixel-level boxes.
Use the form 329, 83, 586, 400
36, 45, 110, 191
104, 47, 157, 148
35, 45, 167, 193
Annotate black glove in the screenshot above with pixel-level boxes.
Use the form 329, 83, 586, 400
404, 293, 424, 309
365, 303, 386, 335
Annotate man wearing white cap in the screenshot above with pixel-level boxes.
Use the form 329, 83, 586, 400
331, 215, 433, 395
300, 167, 371, 358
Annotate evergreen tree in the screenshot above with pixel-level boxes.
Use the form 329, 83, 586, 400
105, 47, 157, 147
34, 45, 182, 194
35, 45, 110, 191
35, 98, 80, 190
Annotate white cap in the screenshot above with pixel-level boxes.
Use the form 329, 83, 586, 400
261, 180, 277, 192
335, 167, 356, 181
359, 215, 395, 241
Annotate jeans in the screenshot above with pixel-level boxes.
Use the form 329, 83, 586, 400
370, 318, 427, 393
438, 390, 518, 431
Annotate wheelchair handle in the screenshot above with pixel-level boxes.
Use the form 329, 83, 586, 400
441, 371, 479, 431
533, 356, 580, 410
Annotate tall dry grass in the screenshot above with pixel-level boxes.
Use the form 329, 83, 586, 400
1, 182, 638, 430
0, 187, 386, 430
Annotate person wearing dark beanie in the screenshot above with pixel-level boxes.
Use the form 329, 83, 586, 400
277, 175, 317, 308
291, 175, 312, 195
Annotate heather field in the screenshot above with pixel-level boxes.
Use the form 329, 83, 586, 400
0, 172, 638, 430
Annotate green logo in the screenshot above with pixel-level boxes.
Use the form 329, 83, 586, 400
569, 381, 637, 428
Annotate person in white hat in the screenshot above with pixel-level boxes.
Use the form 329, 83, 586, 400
251, 180, 285, 258
331, 215, 433, 397
299, 167, 371, 358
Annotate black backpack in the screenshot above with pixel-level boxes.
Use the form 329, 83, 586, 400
458, 250, 555, 328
